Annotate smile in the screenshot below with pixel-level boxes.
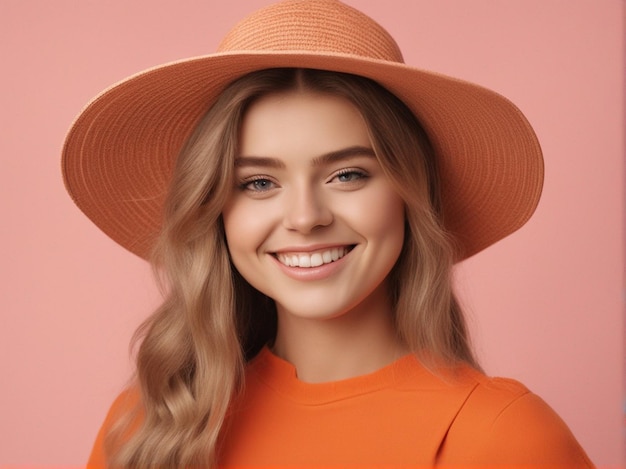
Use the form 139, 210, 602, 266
275, 246, 353, 268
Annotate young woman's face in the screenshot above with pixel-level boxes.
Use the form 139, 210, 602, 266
222, 90, 405, 321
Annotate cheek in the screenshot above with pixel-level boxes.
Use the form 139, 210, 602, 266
222, 199, 272, 261
365, 191, 406, 269
222, 207, 250, 257
356, 188, 406, 239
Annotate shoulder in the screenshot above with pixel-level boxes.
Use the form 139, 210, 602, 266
98, 386, 142, 431
438, 370, 595, 468
87, 386, 142, 469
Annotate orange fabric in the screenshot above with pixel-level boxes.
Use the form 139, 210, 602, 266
88, 348, 593, 468
87, 387, 141, 469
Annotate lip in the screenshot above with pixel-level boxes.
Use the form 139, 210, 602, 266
270, 244, 355, 281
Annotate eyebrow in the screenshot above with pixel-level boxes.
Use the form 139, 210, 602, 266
235, 145, 376, 169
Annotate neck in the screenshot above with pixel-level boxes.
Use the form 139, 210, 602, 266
271, 284, 409, 383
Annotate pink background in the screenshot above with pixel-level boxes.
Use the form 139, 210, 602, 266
1, 0, 623, 467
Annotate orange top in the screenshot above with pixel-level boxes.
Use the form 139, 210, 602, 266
88, 348, 594, 468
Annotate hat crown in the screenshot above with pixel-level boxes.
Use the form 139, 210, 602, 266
217, 0, 404, 63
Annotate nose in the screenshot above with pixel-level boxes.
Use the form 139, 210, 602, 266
282, 184, 333, 233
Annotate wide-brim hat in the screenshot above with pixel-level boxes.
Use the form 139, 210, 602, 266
62, 0, 543, 261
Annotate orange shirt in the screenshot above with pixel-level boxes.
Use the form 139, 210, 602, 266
88, 348, 593, 468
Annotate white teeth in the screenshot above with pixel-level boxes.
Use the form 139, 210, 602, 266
276, 247, 349, 268
310, 253, 323, 267
322, 251, 332, 263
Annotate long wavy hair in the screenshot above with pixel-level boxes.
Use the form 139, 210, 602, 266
106, 68, 479, 468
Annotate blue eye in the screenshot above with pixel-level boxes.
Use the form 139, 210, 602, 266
334, 170, 367, 183
241, 178, 275, 192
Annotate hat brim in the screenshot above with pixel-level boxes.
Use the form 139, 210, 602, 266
62, 51, 543, 260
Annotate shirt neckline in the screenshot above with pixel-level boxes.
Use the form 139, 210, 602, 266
248, 346, 477, 406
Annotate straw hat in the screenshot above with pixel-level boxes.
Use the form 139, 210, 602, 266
62, 0, 543, 261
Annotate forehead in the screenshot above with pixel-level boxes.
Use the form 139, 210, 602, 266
239, 90, 371, 159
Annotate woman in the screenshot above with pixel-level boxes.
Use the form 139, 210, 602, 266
62, 1, 593, 467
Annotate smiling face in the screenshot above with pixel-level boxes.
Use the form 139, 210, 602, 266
222, 90, 405, 325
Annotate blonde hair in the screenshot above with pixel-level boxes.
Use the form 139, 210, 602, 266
107, 68, 479, 468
